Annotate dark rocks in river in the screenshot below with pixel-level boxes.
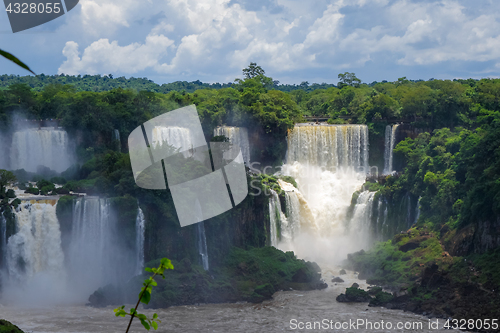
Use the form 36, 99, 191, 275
0, 319, 25, 333
87, 284, 123, 308
331, 277, 344, 283
339, 269, 347, 275
336, 283, 372, 302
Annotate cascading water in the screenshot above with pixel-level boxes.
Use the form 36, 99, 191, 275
135, 205, 146, 275
152, 126, 193, 152
268, 189, 286, 247
214, 126, 251, 164
67, 197, 131, 298
0, 214, 6, 264
278, 180, 316, 244
7, 200, 64, 280
383, 124, 399, 175
196, 222, 209, 271
3, 200, 66, 304
349, 191, 376, 246
0, 132, 8, 170
279, 124, 371, 263
373, 196, 388, 241
414, 196, 421, 225
1, 196, 140, 304
404, 192, 414, 229
112, 129, 121, 152
10, 128, 73, 173
287, 124, 369, 172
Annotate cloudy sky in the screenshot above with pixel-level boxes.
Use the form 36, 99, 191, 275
2, 0, 500, 85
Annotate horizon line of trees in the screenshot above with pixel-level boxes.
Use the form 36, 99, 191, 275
0, 68, 484, 94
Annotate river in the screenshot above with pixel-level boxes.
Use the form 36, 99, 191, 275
0, 269, 460, 333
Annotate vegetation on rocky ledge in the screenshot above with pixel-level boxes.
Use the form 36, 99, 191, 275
0, 320, 24, 333
88, 246, 326, 308
341, 229, 500, 322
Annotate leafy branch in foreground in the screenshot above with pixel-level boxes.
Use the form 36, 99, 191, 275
0, 48, 35, 74
114, 258, 174, 332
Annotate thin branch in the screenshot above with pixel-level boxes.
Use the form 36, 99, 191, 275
125, 273, 157, 333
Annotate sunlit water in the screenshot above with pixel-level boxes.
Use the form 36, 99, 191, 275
0, 268, 460, 333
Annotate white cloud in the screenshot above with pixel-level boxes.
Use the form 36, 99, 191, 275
78, 0, 134, 36
55, 0, 500, 81
58, 34, 174, 75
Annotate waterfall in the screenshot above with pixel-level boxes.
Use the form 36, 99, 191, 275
286, 124, 369, 173
113, 129, 121, 152
406, 193, 412, 229
374, 195, 384, 240
349, 191, 376, 246
10, 128, 73, 173
0, 131, 9, 170
196, 222, 209, 271
414, 196, 421, 226
6, 200, 64, 280
66, 197, 119, 297
268, 189, 285, 247
372, 195, 389, 241
383, 124, 399, 175
213, 126, 251, 164
3, 200, 66, 304
279, 124, 371, 263
382, 202, 389, 236
135, 204, 146, 275
151, 126, 193, 151
1, 213, 7, 267
278, 179, 317, 240
1, 196, 141, 303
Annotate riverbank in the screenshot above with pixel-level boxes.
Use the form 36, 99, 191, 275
341, 227, 500, 328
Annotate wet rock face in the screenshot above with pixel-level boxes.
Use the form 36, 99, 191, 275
446, 217, 500, 256
474, 218, 500, 253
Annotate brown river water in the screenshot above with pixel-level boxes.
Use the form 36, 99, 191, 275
0, 270, 461, 333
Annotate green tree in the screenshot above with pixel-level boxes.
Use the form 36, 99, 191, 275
338, 72, 361, 88
242, 62, 265, 79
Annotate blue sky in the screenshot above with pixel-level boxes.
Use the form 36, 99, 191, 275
2, 0, 500, 85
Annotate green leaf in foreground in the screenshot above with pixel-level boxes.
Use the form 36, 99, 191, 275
114, 257, 173, 332
0, 49, 35, 74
